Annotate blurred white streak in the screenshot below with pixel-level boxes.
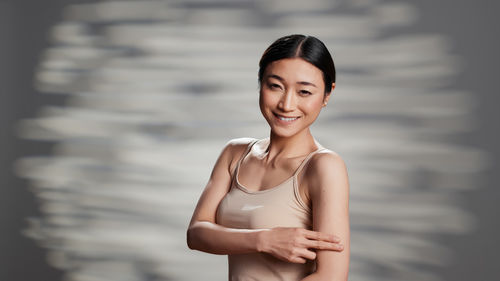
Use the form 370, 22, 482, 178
63, 0, 176, 22
14, 0, 489, 281
374, 3, 418, 27
257, 0, 340, 14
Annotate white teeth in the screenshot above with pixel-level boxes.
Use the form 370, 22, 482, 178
277, 115, 298, 121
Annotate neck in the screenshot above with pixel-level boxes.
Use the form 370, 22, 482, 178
262, 128, 318, 164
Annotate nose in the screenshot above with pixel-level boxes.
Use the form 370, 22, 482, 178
278, 89, 296, 112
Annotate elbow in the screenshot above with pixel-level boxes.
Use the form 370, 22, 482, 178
186, 220, 213, 251
186, 226, 197, 250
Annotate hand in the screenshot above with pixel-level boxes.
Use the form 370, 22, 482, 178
257, 227, 343, 263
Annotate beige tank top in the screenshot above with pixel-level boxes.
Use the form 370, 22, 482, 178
216, 138, 326, 281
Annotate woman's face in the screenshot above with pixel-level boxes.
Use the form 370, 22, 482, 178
259, 57, 333, 138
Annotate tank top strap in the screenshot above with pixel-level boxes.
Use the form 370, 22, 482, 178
232, 138, 259, 179
292, 146, 327, 177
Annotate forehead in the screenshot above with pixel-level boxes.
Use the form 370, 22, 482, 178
264, 58, 323, 83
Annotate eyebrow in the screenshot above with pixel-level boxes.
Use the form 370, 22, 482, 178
267, 74, 317, 88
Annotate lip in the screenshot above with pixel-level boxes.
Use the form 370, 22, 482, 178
273, 112, 300, 124
274, 112, 299, 118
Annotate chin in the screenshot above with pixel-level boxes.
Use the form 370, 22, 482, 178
270, 127, 302, 138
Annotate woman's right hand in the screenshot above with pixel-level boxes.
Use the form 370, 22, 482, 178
257, 227, 344, 263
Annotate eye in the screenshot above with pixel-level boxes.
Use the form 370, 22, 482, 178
299, 90, 312, 95
268, 83, 282, 90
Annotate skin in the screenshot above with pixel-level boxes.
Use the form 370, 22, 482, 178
187, 57, 350, 281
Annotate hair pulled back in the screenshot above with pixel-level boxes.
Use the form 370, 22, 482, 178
258, 34, 336, 94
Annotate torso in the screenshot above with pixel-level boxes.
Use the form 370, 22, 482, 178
217, 137, 327, 280
228, 137, 326, 218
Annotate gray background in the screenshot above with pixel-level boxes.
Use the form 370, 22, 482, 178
1, 0, 498, 280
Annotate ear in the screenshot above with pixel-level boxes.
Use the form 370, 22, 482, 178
322, 82, 335, 106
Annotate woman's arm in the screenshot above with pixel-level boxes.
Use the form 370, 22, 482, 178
187, 139, 344, 260
187, 138, 262, 254
301, 151, 350, 281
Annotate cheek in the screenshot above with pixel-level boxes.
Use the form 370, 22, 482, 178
302, 98, 323, 113
258, 90, 270, 114
260, 90, 277, 107
258, 90, 266, 108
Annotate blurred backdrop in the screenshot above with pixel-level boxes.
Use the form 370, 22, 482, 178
1, 0, 499, 281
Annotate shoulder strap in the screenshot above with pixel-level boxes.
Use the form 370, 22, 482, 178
292, 147, 327, 177
232, 139, 259, 178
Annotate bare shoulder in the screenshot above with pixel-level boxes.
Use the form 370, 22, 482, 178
309, 149, 347, 172
224, 137, 258, 156
225, 137, 257, 148
222, 137, 258, 168
305, 149, 349, 191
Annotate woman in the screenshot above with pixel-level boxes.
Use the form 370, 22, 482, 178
187, 34, 350, 281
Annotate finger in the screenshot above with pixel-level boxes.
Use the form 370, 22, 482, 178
304, 239, 344, 251
298, 248, 317, 260
302, 229, 339, 243
290, 256, 307, 264
302, 229, 340, 243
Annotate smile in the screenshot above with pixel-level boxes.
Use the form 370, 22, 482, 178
273, 112, 300, 123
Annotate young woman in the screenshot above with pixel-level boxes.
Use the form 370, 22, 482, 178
187, 34, 350, 281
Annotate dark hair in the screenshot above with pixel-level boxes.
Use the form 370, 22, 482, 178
258, 34, 336, 94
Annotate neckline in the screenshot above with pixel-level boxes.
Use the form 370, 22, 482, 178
235, 170, 295, 194
234, 138, 324, 194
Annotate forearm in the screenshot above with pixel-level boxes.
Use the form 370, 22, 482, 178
187, 221, 266, 255
300, 272, 321, 281
300, 272, 347, 281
